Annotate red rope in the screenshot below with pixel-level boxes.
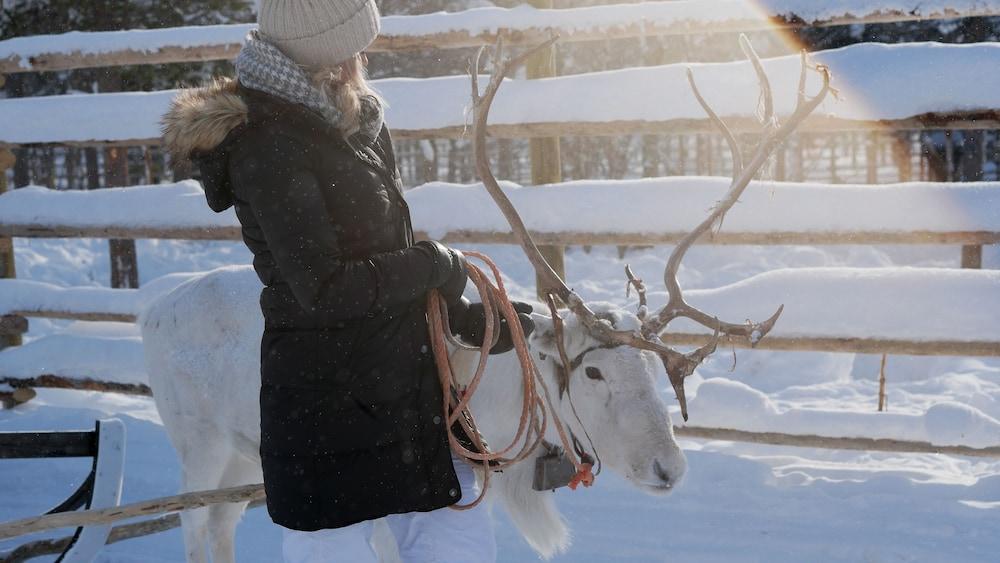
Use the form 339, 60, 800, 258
427, 251, 595, 510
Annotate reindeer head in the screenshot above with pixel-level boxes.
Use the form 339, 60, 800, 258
529, 303, 686, 493
469, 34, 831, 421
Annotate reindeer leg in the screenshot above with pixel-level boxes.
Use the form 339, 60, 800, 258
208, 453, 260, 563
171, 419, 233, 563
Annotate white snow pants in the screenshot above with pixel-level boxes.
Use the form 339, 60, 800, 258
281, 455, 496, 563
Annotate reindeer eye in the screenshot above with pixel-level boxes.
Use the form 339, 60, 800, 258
585, 367, 604, 381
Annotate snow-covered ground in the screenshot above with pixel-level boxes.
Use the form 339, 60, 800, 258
2, 234, 998, 561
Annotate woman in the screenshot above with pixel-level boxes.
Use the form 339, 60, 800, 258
162, 1, 532, 561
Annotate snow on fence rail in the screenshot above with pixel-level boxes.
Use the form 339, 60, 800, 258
2, 179, 999, 246
2, 267, 998, 357
3, 1, 999, 73
5, 42, 1000, 147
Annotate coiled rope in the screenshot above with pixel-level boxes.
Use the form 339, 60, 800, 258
426, 251, 594, 510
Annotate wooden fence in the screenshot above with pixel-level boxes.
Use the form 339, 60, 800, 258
0, 3, 999, 551
0, 0, 997, 448
5, 1, 1000, 73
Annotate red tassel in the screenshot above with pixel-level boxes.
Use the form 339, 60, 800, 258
568, 463, 594, 491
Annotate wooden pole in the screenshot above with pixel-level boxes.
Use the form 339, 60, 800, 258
527, 0, 565, 300
892, 132, 913, 183
866, 130, 879, 184
0, 315, 28, 336
0, 500, 266, 562
98, 68, 139, 289
0, 484, 265, 541
0, 143, 20, 350
674, 426, 1000, 458
104, 145, 139, 289
961, 245, 983, 269
878, 353, 888, 412
679, 135, 688, 174
829, 135, 839, 182
794, 134, 805, 181
1, 375, 150, 397
143, 146, 154, 185
945, 131, 955, 181
774, 142, 786, 181
0, 387, 35, 411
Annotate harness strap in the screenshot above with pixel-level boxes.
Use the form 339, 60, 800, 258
544, 294, 602, 483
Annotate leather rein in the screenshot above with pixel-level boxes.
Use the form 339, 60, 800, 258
426, 252, 597, 510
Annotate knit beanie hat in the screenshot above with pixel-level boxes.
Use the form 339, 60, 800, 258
257, 0, 381, 69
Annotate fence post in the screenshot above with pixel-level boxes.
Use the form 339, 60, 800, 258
527, 0, 565, 299
97, 68, 140, 289
104, 146, 139, 288
774, 143, 786, 181
866, 130, 878, 184
0, 144, 23, 349
961, 245, 983, 269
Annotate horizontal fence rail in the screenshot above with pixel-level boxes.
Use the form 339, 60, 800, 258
0, 331, 993, 365
5, 42, 1000, 147
2, 268, 998, 357
3, 1, 1000, 73
0, 375, 151, 396
0, 501, 267, 562
1, 423, 998, 540
3, 180, 998, 244
673, 426, 1000, 458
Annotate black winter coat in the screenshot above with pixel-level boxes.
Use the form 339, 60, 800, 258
163, 79, 461, 530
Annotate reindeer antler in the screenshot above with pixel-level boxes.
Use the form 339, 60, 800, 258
642, 36, 831, 346
469, 35, 832, 421
469, 35, 627, 343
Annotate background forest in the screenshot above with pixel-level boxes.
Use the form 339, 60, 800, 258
3, 0, 999, 190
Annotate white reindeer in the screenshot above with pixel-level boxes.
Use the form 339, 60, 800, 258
141, 35, 830, 563
140, 265, 686, 562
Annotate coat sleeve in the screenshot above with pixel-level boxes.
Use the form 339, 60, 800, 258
228, 133, 439, 321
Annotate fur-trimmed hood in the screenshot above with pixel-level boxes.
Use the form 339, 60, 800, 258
160, 75, 385, 214
161, 78, 248, 212
161, 77, 247, 160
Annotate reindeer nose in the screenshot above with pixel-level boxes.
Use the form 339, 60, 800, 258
653, 459, 673, 489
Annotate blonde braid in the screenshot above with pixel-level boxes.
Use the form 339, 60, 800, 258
312, 54, 381, 139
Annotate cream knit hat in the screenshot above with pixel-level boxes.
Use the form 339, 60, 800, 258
257, 0, 381, 69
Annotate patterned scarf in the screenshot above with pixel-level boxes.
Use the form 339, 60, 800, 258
234, 30, 384, 147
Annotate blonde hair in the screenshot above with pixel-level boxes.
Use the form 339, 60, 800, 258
311, 54, 382, 138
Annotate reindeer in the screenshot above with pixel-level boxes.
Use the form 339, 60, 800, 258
140, 36, 830, 562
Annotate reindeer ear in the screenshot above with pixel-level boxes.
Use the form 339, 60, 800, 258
528, 313, 559, 359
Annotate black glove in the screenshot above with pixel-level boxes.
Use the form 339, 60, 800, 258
448, 298, 535, 355
414, 240, 468, 305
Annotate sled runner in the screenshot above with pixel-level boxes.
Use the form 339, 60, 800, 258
0, 418, 125, 562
